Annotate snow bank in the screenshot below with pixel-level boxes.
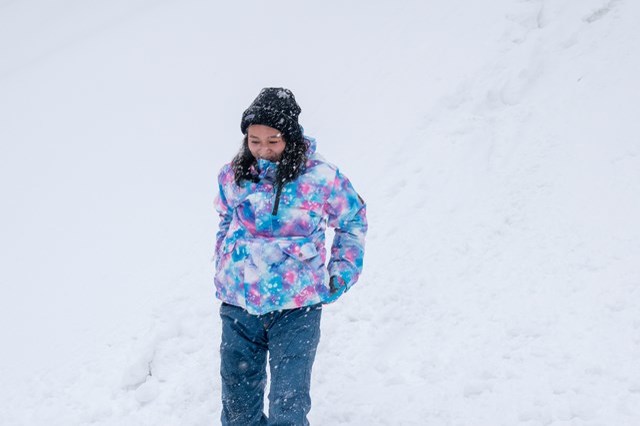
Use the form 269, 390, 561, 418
1, 0, 638, 425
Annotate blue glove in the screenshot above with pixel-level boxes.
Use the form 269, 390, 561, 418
325, 276, 346, 303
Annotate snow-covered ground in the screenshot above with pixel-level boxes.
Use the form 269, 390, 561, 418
1, 1, 639, 425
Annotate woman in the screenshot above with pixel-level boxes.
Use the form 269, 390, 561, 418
214, 87, 367, 425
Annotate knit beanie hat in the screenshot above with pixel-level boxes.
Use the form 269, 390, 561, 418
241, 88, 302, 142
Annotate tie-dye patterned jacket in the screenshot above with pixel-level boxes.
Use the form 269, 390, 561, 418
214, 136, 367, 315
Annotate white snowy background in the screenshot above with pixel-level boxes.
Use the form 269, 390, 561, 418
1, 0, 639, 425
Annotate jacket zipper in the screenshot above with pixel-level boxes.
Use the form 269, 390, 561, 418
272, 183, 283, 215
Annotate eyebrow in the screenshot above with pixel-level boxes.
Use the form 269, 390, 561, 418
249, 133, 282, 139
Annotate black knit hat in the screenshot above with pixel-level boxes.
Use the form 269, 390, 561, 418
241, 87, 302, 142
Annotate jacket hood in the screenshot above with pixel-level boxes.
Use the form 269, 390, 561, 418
304, 135, 317, 156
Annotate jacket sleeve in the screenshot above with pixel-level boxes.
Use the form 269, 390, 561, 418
214, 170, 233, 264
324, 169, 368, 290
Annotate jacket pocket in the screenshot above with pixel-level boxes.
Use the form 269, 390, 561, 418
215, 238, 240, 278
275, 240, 325, 290
278, 240, 319, 261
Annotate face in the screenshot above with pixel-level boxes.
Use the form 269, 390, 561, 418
247, 124, 286, 162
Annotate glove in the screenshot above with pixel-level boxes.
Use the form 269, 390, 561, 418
325, 276, 346, 304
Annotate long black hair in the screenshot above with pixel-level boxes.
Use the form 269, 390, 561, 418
231, 133, 308, 187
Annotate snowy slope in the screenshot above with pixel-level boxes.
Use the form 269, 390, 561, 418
1, 0, 639, 425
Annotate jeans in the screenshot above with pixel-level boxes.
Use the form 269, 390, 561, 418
220, 302, 322, 426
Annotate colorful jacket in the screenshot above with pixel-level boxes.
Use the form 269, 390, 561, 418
214, 136, 367, 315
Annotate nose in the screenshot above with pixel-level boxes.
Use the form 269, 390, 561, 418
260, 146, 274, 158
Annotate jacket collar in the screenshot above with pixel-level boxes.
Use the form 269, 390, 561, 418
255, 158, 277, 182
249, 134, 315, 182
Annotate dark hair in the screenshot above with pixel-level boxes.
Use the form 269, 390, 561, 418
231, 133, 308, 187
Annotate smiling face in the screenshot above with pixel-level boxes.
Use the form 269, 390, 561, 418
247, 124, 286, 162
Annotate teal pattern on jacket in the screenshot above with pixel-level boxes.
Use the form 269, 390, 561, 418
214, 137, 367, 315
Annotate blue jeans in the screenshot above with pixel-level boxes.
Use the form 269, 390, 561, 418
220, 302, 322, 425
